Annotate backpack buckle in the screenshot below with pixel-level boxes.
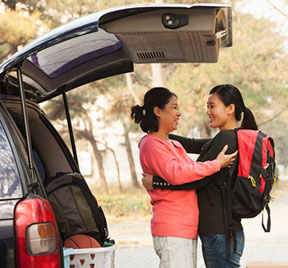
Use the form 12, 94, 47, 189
248, 175, 256, 187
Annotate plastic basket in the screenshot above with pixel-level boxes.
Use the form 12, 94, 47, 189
63, 248, 74, 268
68, 245, 117, 268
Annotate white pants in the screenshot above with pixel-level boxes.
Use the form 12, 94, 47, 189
153, 236, 197, 268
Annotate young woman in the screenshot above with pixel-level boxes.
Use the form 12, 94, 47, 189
142, 84, 258, 268
131, 87, 237, 268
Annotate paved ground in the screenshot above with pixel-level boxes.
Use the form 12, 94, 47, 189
109, 187, 288, 268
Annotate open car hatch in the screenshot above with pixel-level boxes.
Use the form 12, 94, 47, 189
0, 4, 232, 102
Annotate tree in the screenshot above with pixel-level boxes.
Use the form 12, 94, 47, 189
266, 0, 288, 17
0, 9, 46, 62
106, 91, 140, 188
74, 110, 109, 194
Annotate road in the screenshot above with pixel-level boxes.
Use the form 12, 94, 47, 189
109, 187, 288, 267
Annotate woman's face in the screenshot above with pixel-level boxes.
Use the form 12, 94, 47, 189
206, 93, 234, 130
156, 95, 181, 133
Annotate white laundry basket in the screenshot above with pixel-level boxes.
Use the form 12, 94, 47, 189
63, 248, 74, 268
67, 245, 117, 268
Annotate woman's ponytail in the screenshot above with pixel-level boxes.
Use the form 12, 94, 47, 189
241, 107, 258, 130
131, 104, 155, 133
131, 105, 145, 124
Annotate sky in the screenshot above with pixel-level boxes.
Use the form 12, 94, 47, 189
238, 0, 288, 35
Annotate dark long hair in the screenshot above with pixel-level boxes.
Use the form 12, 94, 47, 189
210, 84, 258, 130
131, 87, 177, 133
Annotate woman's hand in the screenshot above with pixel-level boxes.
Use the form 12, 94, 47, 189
142, 173, 154, 190
216, 145, 238, 168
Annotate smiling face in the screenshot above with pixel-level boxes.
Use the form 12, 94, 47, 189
154, 95, 181, 133
206, 93, 236, 130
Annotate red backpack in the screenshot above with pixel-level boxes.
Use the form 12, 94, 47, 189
223, 129, 277, 258
231, 129, 276, 230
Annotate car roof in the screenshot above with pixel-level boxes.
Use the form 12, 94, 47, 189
0, 3, 232, 102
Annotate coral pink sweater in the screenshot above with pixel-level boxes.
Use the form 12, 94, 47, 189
140, 134, 220, 239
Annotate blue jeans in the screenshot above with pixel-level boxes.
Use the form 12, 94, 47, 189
199, 231, 245, 268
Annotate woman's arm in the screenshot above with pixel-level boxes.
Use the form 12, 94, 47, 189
141, 138, 221, 185
152, 174, 212, 190
169, 134, 210, 154
143, 130, 237, 190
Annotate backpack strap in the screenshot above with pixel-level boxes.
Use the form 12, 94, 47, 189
261, 136, 275, 233
262, 204, 271, 232
222, 156, 238, 259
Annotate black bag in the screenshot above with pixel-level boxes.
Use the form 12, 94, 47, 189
44, 172, 109, 245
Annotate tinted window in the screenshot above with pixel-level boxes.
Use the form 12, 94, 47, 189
28, 29, 121, 78
0, 120, 22, 199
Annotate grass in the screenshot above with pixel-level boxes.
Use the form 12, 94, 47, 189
92, 187, 152, 222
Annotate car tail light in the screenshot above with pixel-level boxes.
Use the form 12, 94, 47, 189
26, 222, 57, 254
14, 197, 61, 268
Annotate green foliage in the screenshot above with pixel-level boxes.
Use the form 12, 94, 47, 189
0, 10, 45, 60
2, 0, 44, 12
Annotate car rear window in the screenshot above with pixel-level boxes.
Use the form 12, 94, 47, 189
28, 29, 121, 78
0, 119, 22, 199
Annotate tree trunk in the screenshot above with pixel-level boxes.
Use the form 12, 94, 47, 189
76, 117, 110, 194
106, 145, 123, 192
89, 137, 109, 194
151, 0, 164, 88
85, 118, 109, 194
125, 73, 141, 104
121, 118, 139, 188
151, 64, 164, 87
3, 0, 17, 10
